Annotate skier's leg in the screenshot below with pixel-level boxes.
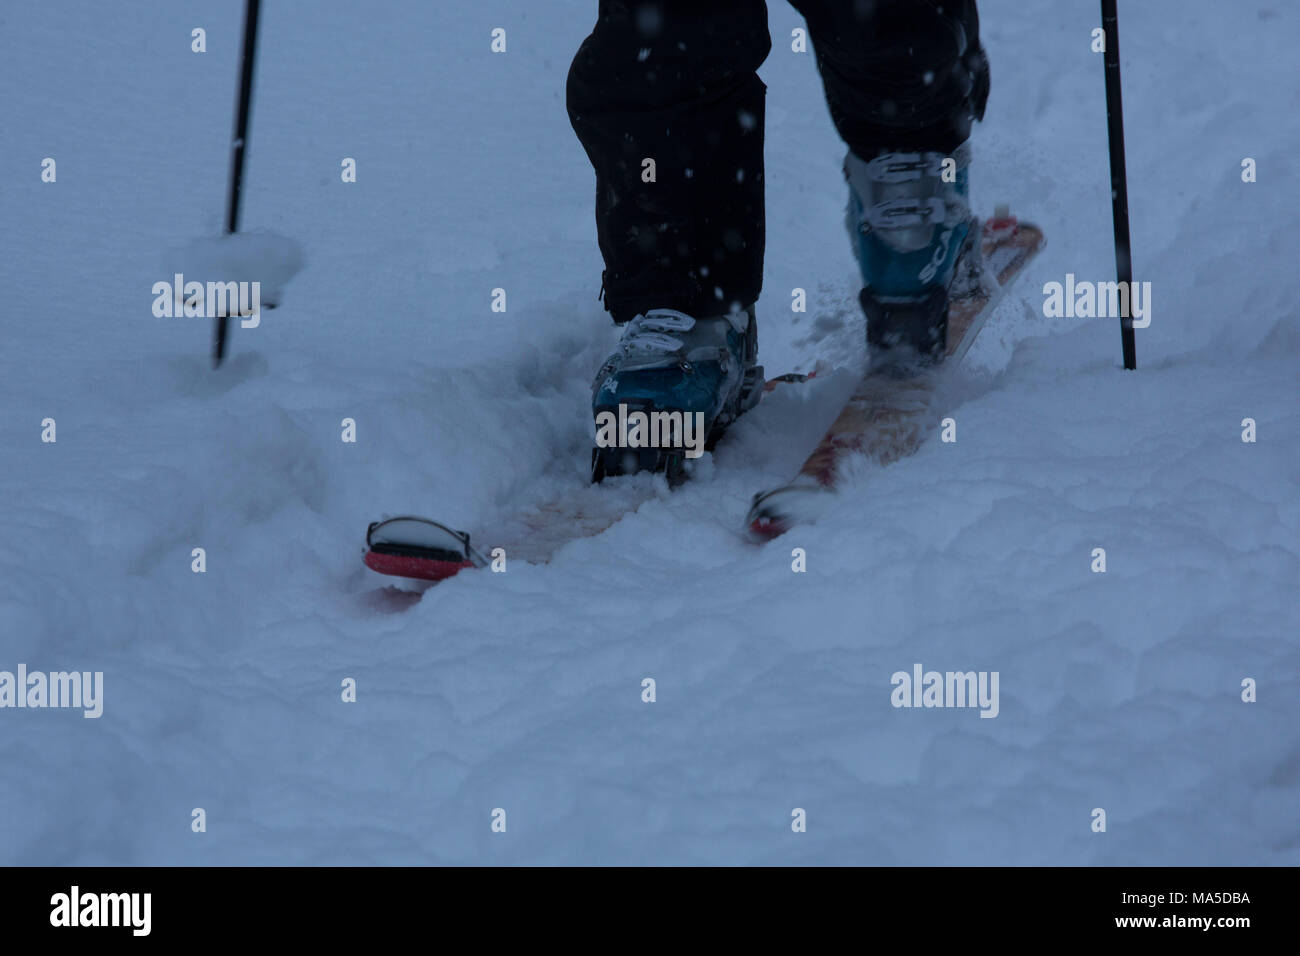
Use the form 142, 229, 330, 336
791, 0, 991, 365
568, 1, 772, 479
789, 0, 987, 157
566, 0, 770, 324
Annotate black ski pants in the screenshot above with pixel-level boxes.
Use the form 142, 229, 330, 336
567, 0, 989, 323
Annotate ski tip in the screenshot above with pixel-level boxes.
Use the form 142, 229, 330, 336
745, 483, 833, 541
985, 206, 1019, 242
747, 515, 790, 541
744, 490, 798, 542
364, 515, 484, 582
363, 549, 474, 582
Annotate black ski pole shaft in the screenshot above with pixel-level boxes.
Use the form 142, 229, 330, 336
1101, 0, 1137, 370
214, 0, 262, 368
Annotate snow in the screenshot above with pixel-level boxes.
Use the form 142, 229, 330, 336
2, 0, 1297, 864
161, 231, 303, 310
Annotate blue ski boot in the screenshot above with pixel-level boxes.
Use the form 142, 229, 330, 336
845, 143, 981, 371
590, 305, 763, 484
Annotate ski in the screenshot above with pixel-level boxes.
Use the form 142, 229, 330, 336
746, 210, 1045, 539
362, 213, 1041, 582
363, 369, 821, 585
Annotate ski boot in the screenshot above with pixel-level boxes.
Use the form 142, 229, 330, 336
590, 305, 763, 484
844, 142, 980, 373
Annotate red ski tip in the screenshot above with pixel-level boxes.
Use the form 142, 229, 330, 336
363, 549, 474, 582
985, 208, 1019, 242
748, 516, 790, 541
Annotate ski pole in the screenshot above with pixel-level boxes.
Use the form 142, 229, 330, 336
214, 0, 262, 368
1100, 0, 1137, 370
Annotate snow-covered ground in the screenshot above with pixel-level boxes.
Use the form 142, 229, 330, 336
2, 0, 1297, 864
